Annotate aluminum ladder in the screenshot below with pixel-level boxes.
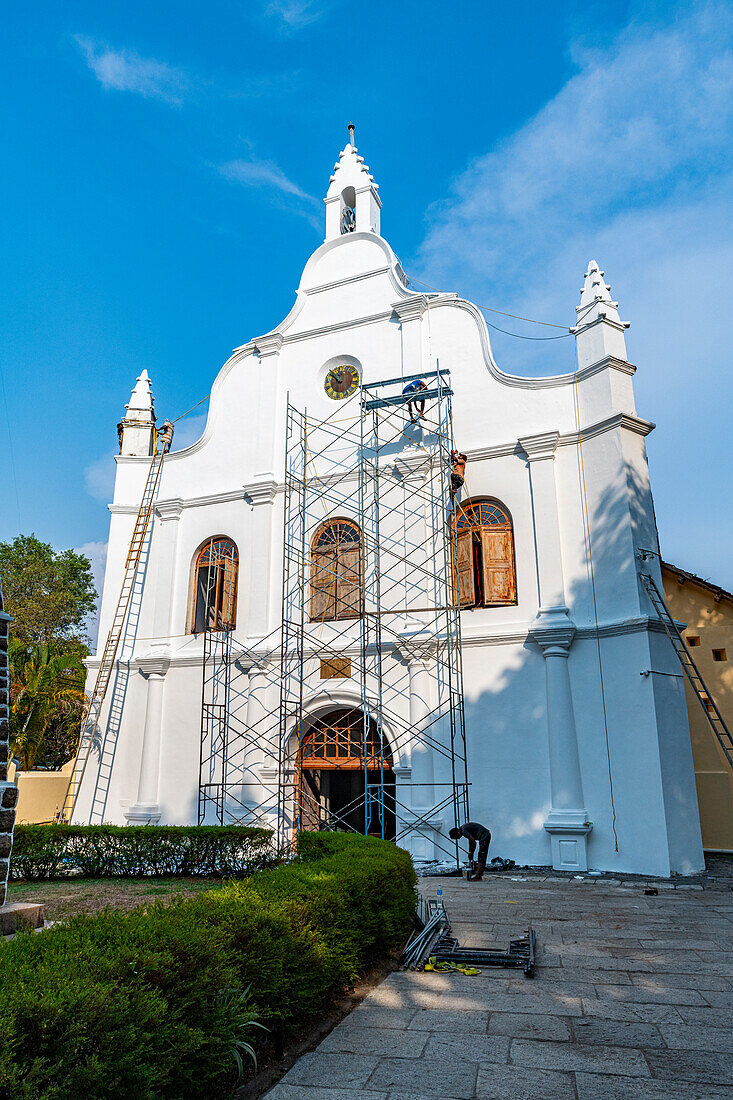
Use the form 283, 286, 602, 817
639, 570, 733, 769
60, 423, 174, 821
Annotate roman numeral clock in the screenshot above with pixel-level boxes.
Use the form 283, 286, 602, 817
324, 364, 360, 400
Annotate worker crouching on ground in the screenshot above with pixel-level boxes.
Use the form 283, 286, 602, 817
449, 821, 491, 881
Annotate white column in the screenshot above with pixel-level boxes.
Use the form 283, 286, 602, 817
520, 432, 591, 872
244, 480, 279, 636
395, 634, 439, 859
126, 655, 170, 823
150, 500, 183, 645
393, 297, 428, 378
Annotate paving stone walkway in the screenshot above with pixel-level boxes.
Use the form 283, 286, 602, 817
264, 873, 733, 1099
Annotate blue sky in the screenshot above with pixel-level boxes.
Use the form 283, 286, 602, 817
2, 0, 732, 615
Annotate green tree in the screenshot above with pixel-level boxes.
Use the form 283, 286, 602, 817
0, 534, 97, 648
8, 639, 86, 771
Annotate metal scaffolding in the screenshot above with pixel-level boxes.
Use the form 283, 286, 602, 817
196, 370, 470, 862
278, 368, 469, 859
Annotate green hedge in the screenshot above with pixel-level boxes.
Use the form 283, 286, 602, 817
9, 825, 274, 880
0, 833, 416, 1099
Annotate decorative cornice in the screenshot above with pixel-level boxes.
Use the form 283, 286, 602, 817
243, 477, 279, 506
519, 431, 560, 463
305, 266, 392, 297
466, 412, 654, 466
572, 314, 630, 336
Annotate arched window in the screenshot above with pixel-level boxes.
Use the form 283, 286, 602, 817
310, 519, 362, 621
191, 537, 238, 633
454, 500, 516, 608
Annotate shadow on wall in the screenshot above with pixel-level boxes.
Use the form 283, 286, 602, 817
459, 447, 694, 872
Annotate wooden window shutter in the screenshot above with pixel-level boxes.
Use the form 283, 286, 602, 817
221, 553, 238, 629
454, 529, 476, 607
310, 549, 337, 620
336, 548, 361, 619
480, 528, 516, 605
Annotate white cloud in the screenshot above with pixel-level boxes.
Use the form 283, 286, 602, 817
264, 0, 327, 32
219, 156, 321, 228
418, 4, 732, 302
76, 540, 108, 647
74, 35, 188, 105
414, 3, 733, 588
84, 452, 116, 504
170, 412, 207, 451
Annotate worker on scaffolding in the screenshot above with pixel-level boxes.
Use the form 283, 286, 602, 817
402, 378, 428, 422
450, 449, 467, 495
449, 821, 491, 881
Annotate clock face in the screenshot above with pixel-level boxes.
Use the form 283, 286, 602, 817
324, 364, 360, 400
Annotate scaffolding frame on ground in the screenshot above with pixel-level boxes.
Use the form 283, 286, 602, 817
195, 370, 470, 862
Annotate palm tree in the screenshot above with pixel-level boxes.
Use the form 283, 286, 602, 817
9, 640, 87, 771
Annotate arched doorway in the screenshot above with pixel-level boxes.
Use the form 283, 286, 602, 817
294, 707, 396, 839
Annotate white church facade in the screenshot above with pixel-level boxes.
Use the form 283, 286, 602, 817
75, 137, 705, 878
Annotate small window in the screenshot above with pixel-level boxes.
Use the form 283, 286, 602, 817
191, 537, 238, 633
713, 649, 727, 662
310, 520, 362, 621
701, 695, 716, 714
686, 635, 701, 647
453, 499, 517, 609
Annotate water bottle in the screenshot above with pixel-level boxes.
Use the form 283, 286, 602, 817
436, 884, 443, 908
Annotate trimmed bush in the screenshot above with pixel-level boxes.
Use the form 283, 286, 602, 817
10, 824, 274, 880
0, 833, 416, 1099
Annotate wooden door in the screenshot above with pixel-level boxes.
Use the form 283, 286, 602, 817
337, 548, 361, 619
310, 549, 337, 620
454, 529, 476, 607
480, 528, 516, 605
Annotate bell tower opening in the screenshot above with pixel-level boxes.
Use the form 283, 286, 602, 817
340, 185, 356, 234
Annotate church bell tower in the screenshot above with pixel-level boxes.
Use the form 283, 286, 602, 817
324, 125, 381, 241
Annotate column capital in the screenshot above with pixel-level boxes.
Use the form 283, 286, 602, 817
519, 431, 560, 463
244, 477, 279, 506
155, 498, 184, 521
392, 295, 429, 323
254, 333, 284, 358
394, 632, 435, 664
530, 609, 576, 654
137, 654, 171, 678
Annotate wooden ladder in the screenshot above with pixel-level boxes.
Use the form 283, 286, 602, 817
640, 570, 733, 769
60, 426, 174, 822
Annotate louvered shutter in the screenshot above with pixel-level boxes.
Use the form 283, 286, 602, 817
454, 529, 476, 607
221, 552, 238, 628
481, 528, 516, 605
310, 549, 337, 620
337, 548, 362, 619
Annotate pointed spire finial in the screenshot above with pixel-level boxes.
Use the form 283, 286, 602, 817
574, 259, 630, 370
348, 122, 356, 148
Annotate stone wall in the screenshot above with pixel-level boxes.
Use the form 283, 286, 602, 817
0, 583, 18, 906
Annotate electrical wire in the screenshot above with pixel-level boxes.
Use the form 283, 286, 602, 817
573, 336, 619, 852
407, 274, 573, 338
